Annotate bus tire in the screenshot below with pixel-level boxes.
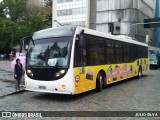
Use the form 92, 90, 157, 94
138, 66, 142, 78
96, 73, 104, 92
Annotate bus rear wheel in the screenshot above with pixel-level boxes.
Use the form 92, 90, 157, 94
138, 67, 142, 78
96, 73, 104, 92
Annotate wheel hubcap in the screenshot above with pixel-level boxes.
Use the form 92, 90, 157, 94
139, 70, 142, 77
100, 76, 103, 87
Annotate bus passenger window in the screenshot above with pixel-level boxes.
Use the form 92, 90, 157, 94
75, 48, 87, 66
74, 35, 87, 66
123, 43, 130, 62
87, 37, 105, 65
115, 42, 123, 63
106, 41, 115, 64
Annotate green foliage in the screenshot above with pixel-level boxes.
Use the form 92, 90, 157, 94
44, 0, 52, 26
0, 0, 27, 21
44, 0, 52, 7
0, 0, 48, 53
27, 16, 46, 32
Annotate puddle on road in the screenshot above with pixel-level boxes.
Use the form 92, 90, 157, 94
7, 73, 14, 75
0, 79, 15, 84
0, 69, 13, 73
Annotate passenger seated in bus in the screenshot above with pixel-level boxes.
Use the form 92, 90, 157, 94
99, 54, 105, 64
52, 50, 61, 58
90, 50, 98, 64
37, 53, 45, 65
50, 42, 61, 57
61, 47, 68, 57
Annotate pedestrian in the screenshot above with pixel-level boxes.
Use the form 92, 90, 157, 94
157, 54, 160, 71
9, 51, 13, 60
14, 59, 23, 92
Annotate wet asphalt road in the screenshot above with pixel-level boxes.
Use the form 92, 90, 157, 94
0, 70, 160, 120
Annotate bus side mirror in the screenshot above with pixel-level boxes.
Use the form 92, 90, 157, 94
19, 37, 34, 53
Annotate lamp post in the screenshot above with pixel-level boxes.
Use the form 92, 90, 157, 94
126, 21, 160, 36
54, 20, 63, 26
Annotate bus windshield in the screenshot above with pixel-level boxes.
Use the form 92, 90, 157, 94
26, 36, 72, 68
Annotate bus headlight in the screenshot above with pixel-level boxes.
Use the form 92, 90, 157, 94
60, 70, 66, 74
27, 69, 33, 77
27, 70, 31, 74
56, 70, 66, 77
56, 72, 60, 77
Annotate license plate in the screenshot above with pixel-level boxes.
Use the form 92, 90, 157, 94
39, 86, 46, 89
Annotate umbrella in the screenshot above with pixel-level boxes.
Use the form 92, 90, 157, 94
11, 56, 26, 70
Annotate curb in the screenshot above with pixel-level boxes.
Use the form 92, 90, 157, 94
0, 90, 26, 98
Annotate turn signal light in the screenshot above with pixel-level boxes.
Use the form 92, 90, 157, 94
25, 82, 28, 87
62, 85, 66, 89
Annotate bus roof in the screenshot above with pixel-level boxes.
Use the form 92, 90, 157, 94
78, 26, 148, 47
33, 25, 77, 39
32, 25, 148, 47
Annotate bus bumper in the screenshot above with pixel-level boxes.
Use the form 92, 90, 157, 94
24, 69, 75, 95
25, 88, 73, 95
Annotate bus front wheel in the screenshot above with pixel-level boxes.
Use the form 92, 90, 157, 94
96, 73, 104, 92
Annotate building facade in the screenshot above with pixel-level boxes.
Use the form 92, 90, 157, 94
52, 0, 90, 27
53, 0, 156, 44
96, 0, 155, 43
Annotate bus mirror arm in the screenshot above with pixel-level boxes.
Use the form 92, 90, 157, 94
19, 37, 33, 53
76, 34, 85, 47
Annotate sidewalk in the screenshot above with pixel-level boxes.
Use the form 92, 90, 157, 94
0, 60, 24, 97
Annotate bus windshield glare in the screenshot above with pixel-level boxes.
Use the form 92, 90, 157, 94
26, 37, 72, 68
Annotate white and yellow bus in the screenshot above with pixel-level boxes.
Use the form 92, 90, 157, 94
23, 25, 148, 94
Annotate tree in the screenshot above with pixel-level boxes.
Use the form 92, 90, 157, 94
0, 1, 7, 18
0, 17, 17, 50
26, 16, 47, 33
0, 0, 27, 21
44, 0, 52, 26
26, 0, 52, 26
0, 0, 49, 53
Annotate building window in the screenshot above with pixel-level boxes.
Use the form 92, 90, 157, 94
57, 7, 85, 16
57, 0, 72, 3
108, 23, 114, 34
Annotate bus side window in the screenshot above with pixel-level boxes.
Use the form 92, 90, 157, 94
106, 40, 115, 64
87, 37, 105, 65
80, 48, 87, 65
123, 43, 130, 62
131, 44, 137, 61
115, 42, 123, 63
74, 36, 87, 66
